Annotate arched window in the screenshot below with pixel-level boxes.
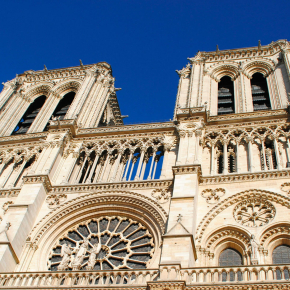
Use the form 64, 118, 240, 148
273, 245, 290, 280
52, 92, 75, 120
218, 76, 235, 115
44, 92, 75, 131
12, 95, 46, 135
251, 73, 271, 111
219, 248, 243, 281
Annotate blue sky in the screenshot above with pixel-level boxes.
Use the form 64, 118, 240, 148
1, 1, 289, 125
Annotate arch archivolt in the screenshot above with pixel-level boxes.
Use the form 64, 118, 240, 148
22, 83, 52, 103
206, 63, 240, 82
195, 189, 290, 245
27, 191, 167, 271
242, 59, 276, 78
203, 226, 251, 265
51, 78, 81, 98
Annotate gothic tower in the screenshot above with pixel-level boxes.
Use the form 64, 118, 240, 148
0, 40, 290, 289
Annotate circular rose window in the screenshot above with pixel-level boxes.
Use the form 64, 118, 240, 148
233, 198, 276, 227
48, 216, 154, 271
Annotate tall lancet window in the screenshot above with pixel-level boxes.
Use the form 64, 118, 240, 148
218, 76, 235, 115
251, 73, 271, 111
44, 92, 75, 131
12, 95, 46, 135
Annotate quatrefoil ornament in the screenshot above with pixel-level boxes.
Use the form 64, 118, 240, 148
201, 188, 225, 204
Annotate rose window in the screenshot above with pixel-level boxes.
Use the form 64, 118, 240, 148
233, 198, 275, 227
48, 216, 154, 271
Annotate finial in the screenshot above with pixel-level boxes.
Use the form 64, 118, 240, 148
258, 40, 261, 50
44, 65, 48, 72
216, 45, 219, 52
79, 59, 83, 67
177, 214, 182, 222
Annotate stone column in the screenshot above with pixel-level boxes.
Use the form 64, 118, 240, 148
286, 139, 290, 168
110, 151, 122, 182
147, 148, 157, 180
176, 131, 187, 165
134, 148, 146, 180
247, 138, 254, 172
236, 142, 240, 173
0, 80, 17, 110
160, 145, 171, 179
85, 151, 100, 183
261, 139, 267, 170
128, 156, 137, 181
210, 143, 215, 175
223, 141, 228, 174
194, 130, 202, 164
273, 138, 282, 170
122, 151, 133, 181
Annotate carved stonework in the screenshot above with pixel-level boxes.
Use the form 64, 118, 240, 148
2, 201, 14, 214
233, 198, 276, 227
201, 188, 225, 204
46, 194, 67, 209
151, 188, 171, 204
48, 216, 154, 271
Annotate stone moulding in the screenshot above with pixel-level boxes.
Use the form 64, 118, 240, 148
201, 169, 290, 185
172, 165, 201, 177
0, 189, 20, 198
23, 175, 52, 192
51, 180, 173, 194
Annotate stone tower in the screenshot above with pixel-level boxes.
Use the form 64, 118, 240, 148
0, 40, 290, 289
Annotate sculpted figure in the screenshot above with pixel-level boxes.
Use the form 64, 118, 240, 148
58, 242, 72, 271
87, 243, 102, 270
249, 234, 260, 264
72, 238, 89, 270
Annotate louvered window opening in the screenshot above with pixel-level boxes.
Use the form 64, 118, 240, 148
251, 73, 271, 111
44, 92, 75, 131
12, 95, 46, 135
219, 248, 243, 282
218, 76, 235, 115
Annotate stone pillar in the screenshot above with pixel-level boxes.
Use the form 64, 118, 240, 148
0, 176, 50, 272
223, 141, 228, 175
247, 138, 254, 172
160, 165, 199, 268
261, 139, 267, 170
210, 144, 215, 175
134, 148, 146, 180
160, 146, 171, 179
147, 148, 157, 180
110, 151, 122, 182
194, 130, 202, 164
176, 131, 187, 165
273, 138, 282, 170
0, 80, 17, 110
122, 151, 133, 181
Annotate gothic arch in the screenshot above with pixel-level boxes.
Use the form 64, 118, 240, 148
242, 59, 276, 78
27, 191, 167, 271
196, 189, 290, 244
208, 63, 240, 82
204, 226, 251, 265
51, 79, 81, 98
23, 83, 52, 102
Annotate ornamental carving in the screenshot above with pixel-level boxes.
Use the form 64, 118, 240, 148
201, 188, 225, 204
48, 216, 154, 271
151, 188, 171, 204
46, 194, 67, 209
2, 201, 14, 214
281, 182, 290, 195
233, 198, 276, 227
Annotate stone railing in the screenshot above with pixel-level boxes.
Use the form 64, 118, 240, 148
160, 264, 290, 283
0, 269, 159, 288
0, 264, 290, 288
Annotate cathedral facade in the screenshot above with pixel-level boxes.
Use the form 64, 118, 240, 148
0, 40, 290, 289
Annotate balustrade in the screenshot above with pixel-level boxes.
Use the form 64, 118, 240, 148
0, 264, 289, 288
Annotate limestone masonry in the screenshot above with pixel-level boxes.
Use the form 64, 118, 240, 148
0, 40, 290, 289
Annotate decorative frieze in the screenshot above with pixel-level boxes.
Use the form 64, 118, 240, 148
23, 175, 52, 192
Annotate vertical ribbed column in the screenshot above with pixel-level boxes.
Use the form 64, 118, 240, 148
85, 151, 100, 183
261, 139, 267, 170
147, 148, 157, 180
223, 141, 228, 175
247, 138, 254, 172
122, 150, 133, 181
134, 148, 146, 180
210, 143, 215, 175
110, 150, 122, 182
273, 138, 282, 170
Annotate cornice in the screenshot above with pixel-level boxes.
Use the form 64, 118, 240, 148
191, 39, 289, 63
0, 189, 20, 198
78, 122, 175, 136
201, 169, 290, 185
0, 132, 47, 146
172, 164, 202, 177
23, 174, 52, 192
51, 179, 173, 194
207, 108, 287, 124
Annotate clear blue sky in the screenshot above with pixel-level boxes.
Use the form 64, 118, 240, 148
1, 1, 289, 125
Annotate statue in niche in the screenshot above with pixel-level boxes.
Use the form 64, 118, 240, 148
58, 242, 73, 271
249, 235, 260, 265
71, 238, 89, 270
87, 243, 102, 270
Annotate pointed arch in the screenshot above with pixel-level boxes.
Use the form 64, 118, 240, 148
242, 59, 276, 78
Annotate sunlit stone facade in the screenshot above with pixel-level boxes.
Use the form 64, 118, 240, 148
0, 40, 290, 289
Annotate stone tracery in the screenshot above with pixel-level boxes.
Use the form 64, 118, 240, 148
48, 216, 154, 271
